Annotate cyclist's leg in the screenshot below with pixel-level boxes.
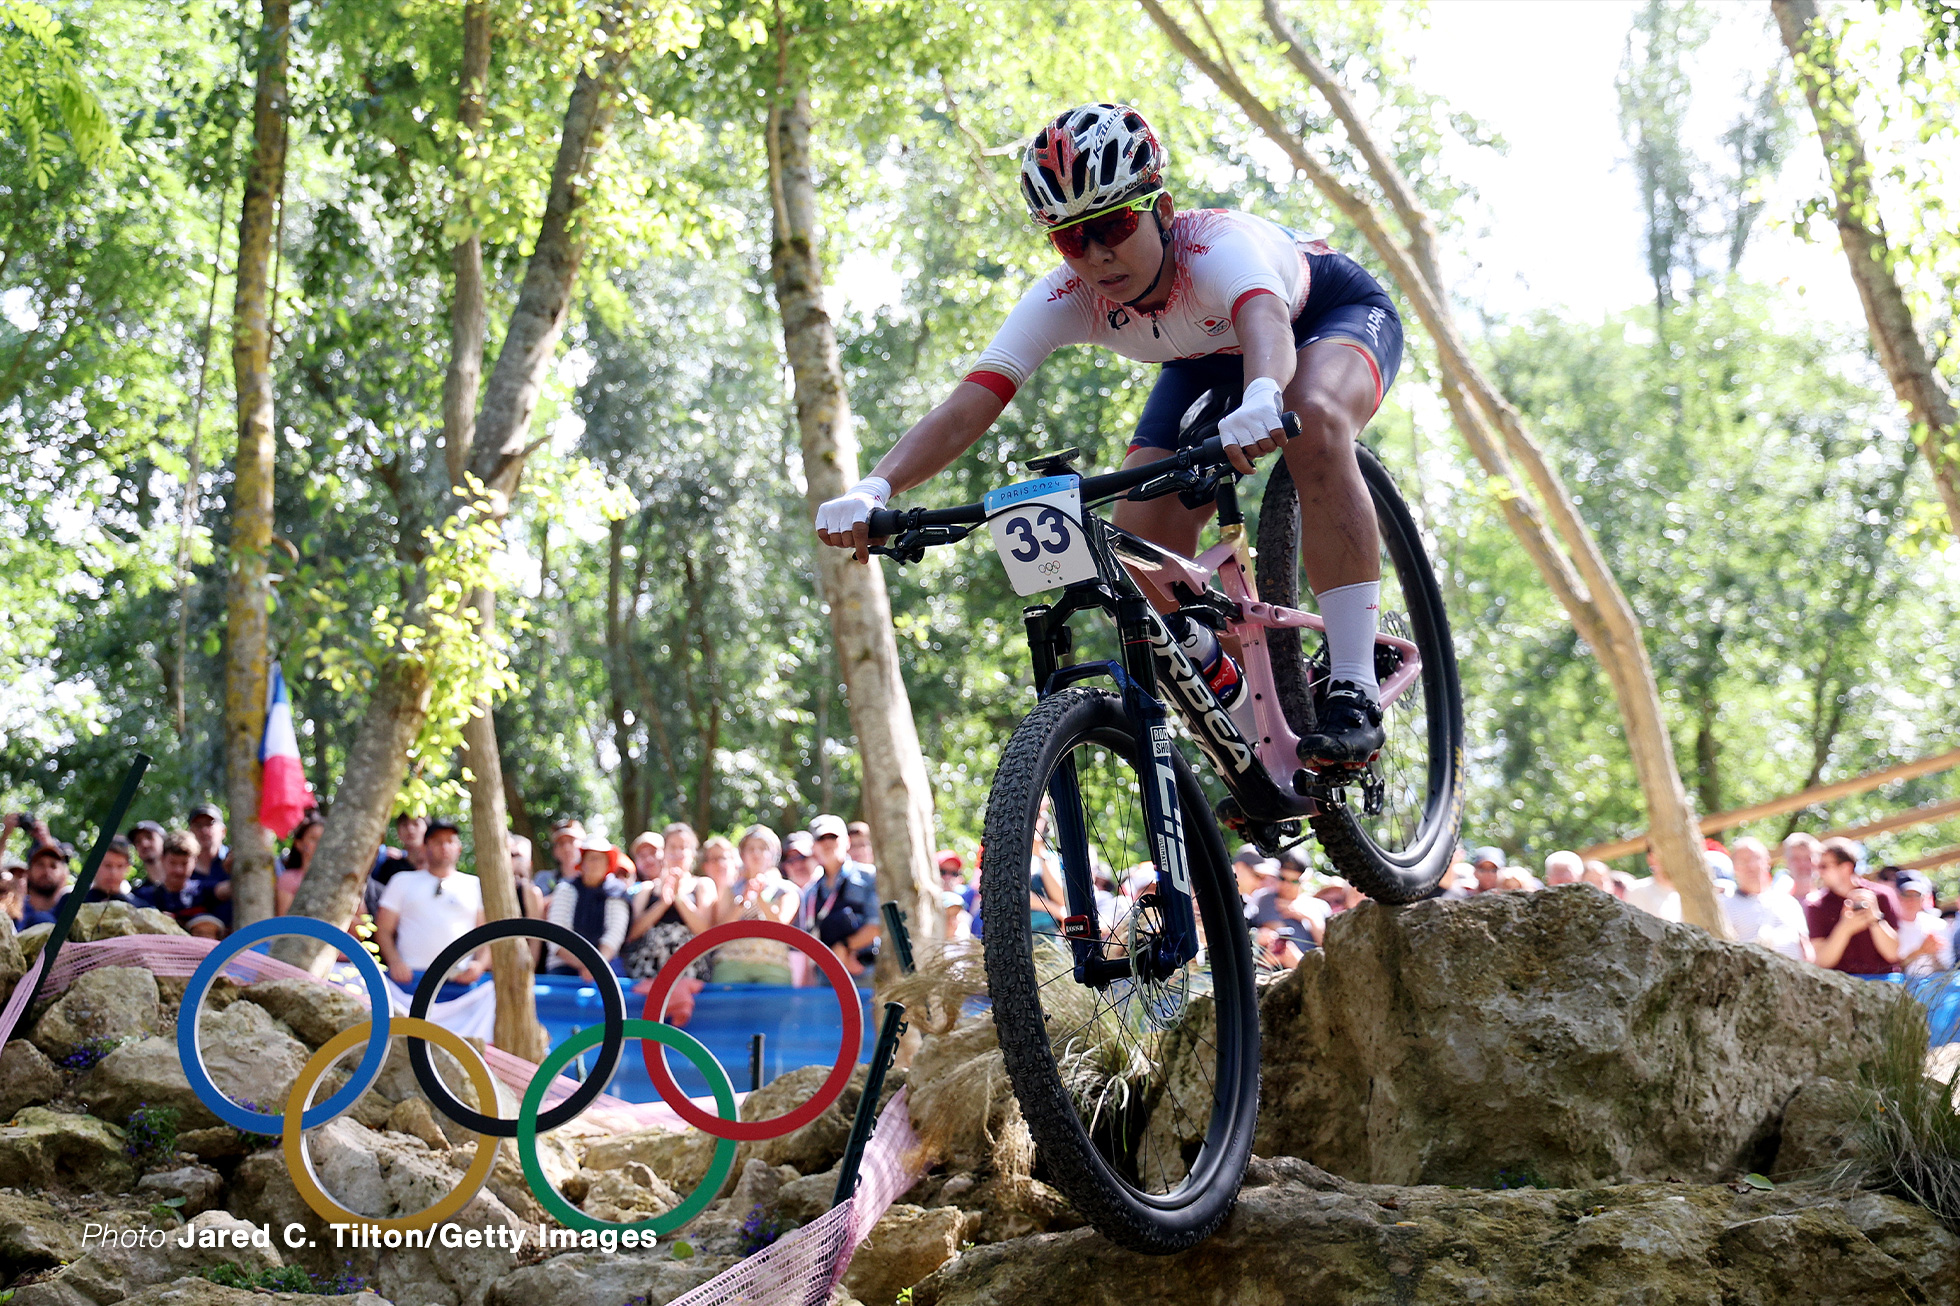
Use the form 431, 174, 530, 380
1279, 338, 1382, 596
1280, 297, 1406, 760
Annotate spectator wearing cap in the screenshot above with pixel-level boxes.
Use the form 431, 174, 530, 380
1723, 837, 1810, 962
938, 850, 975, 910
374, 818, 489, 1001
545, 835, 631, 978
187, 803, 231, 882
365, 812, 428, 923
1806, 837, 1902, 978
18, 837, 73, 928
132, 830, 227, 937
1543, 851, 1583, 887
627, 833, 663, 899
801, 814, 880, 985
1471, 846, 1505, 895
127, 821, 166, 886
541, 819, 585, 898
781, 832, 818, 892
1893, 871, 1950, 978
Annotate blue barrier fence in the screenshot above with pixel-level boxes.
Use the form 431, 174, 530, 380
530, 975, 877, 1101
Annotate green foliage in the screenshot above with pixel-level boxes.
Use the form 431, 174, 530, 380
0, 0, 129, 186
200, 1263, 366, 1295
123, 1103, 180, 1170
1850, 977, 1960, 1227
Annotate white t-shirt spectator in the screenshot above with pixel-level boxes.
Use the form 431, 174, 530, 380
1724, 889, 1809, 961
1897, 910, 1953, 978
1625, 877, 1681, 922
377, 869, 483, 970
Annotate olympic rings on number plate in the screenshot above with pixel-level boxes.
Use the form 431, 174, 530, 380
174, 915, 865, 1232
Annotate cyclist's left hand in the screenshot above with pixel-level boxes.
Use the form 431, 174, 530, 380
1219, 376, 1289, 475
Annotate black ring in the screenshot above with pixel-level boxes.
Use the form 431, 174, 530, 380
408, 918, 625, 1137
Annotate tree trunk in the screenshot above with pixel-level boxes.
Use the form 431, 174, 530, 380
1145, 0, 1727, 934
274, 658, 432, 971
442, 0, 490, 487
1772, 0, 1960, 540
282, 20, 628, 1001
767, 88, 943, 957
223, 0, 288, 934
607, 517, 648, 839
466, 46, 625, 502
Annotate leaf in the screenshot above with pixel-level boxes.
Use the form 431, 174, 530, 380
670, 1239, 694, 1260
1742, 1173, 1774, 1190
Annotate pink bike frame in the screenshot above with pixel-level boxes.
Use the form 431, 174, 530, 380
1114, 529, 1421, 789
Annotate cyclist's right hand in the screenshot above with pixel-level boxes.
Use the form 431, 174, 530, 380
815, 476, 891, 563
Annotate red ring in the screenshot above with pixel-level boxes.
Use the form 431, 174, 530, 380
639, 920, 864, 1140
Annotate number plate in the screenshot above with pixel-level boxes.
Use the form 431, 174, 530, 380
983, 474, 1100, 596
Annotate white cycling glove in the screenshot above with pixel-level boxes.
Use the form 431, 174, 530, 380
1219, 376, 1286, 457
816, 476, 891, 541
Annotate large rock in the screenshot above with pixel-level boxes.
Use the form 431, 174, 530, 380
31, 967, 161, 1063
0, 913, 26, 1007
0, 1189, 84, 1282
227, 1115, 529, 1304
0, 1040, 64, 1117
842, 1204, 975, 1306
1253, 887, 1903, 1187
482, 1249, 734, 1306
69, 902, 187, 942
81, 999, 311, 1128
13, 1210, 282, 1306
728, 1063, 891, 1182
234, 979, 369, 1048
115, 1281, 387, 1306
912, 1159, 1960, 1305
136, 1165, 226, 1217
0, 1108, 135, 1193
581, 1125, 718, 1193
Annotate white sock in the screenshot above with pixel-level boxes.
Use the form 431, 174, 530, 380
1316, 581, 1381, 697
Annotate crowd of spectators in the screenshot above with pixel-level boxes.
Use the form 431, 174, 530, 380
6, 798, 1950, 1007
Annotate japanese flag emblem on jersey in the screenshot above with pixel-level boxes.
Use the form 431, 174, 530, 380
1198, 315, 1230, 336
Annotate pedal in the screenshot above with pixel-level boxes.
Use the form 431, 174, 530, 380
1361, 768, 1386, 816
1061, 914, 1097, 940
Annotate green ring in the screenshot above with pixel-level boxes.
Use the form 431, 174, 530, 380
518, 1019, 738, 1235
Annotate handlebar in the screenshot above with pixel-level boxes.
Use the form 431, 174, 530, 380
865, 412, 1300, 540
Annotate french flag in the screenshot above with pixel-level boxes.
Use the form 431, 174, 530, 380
258, 662, 313, 838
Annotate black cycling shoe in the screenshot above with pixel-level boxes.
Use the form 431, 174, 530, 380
1298, 680, 1386, 767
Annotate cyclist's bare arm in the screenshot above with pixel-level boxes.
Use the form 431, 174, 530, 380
816, 380, 1005, 562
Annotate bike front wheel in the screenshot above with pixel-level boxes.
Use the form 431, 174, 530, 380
1256, 444, 1465, 903
980, 688, 1260, 1255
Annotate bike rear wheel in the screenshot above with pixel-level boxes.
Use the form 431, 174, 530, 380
980, 687, 1260, 1254
1256, 445, 1465, 903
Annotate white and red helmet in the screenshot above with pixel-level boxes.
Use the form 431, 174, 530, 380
1019, 103, 1166, 229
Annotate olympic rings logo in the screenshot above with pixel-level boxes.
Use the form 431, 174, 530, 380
176, 916, 865, 1236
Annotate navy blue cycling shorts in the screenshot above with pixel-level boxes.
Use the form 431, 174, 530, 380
1130, 246, 1404, 453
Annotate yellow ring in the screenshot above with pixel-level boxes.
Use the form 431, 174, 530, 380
282, 1017, 501, 1232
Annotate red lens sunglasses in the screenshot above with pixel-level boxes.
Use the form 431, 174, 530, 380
1048, 191, 1161, 260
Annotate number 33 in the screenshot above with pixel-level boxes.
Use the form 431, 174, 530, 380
1005, 507, 1072, 562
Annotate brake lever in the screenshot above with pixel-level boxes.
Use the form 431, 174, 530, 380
869, 524, 973, 566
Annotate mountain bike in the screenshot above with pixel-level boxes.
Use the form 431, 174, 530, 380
865, 418, 1464, 1253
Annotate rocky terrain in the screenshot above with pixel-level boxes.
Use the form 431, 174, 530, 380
0, 889, 1949, 1306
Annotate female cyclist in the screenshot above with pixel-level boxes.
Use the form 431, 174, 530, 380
815, 102, 1405, 765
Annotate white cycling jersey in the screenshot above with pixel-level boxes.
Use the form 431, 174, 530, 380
963, 208, 1317, 402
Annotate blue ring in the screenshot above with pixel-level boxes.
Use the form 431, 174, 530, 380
176, 917, 392, 1134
